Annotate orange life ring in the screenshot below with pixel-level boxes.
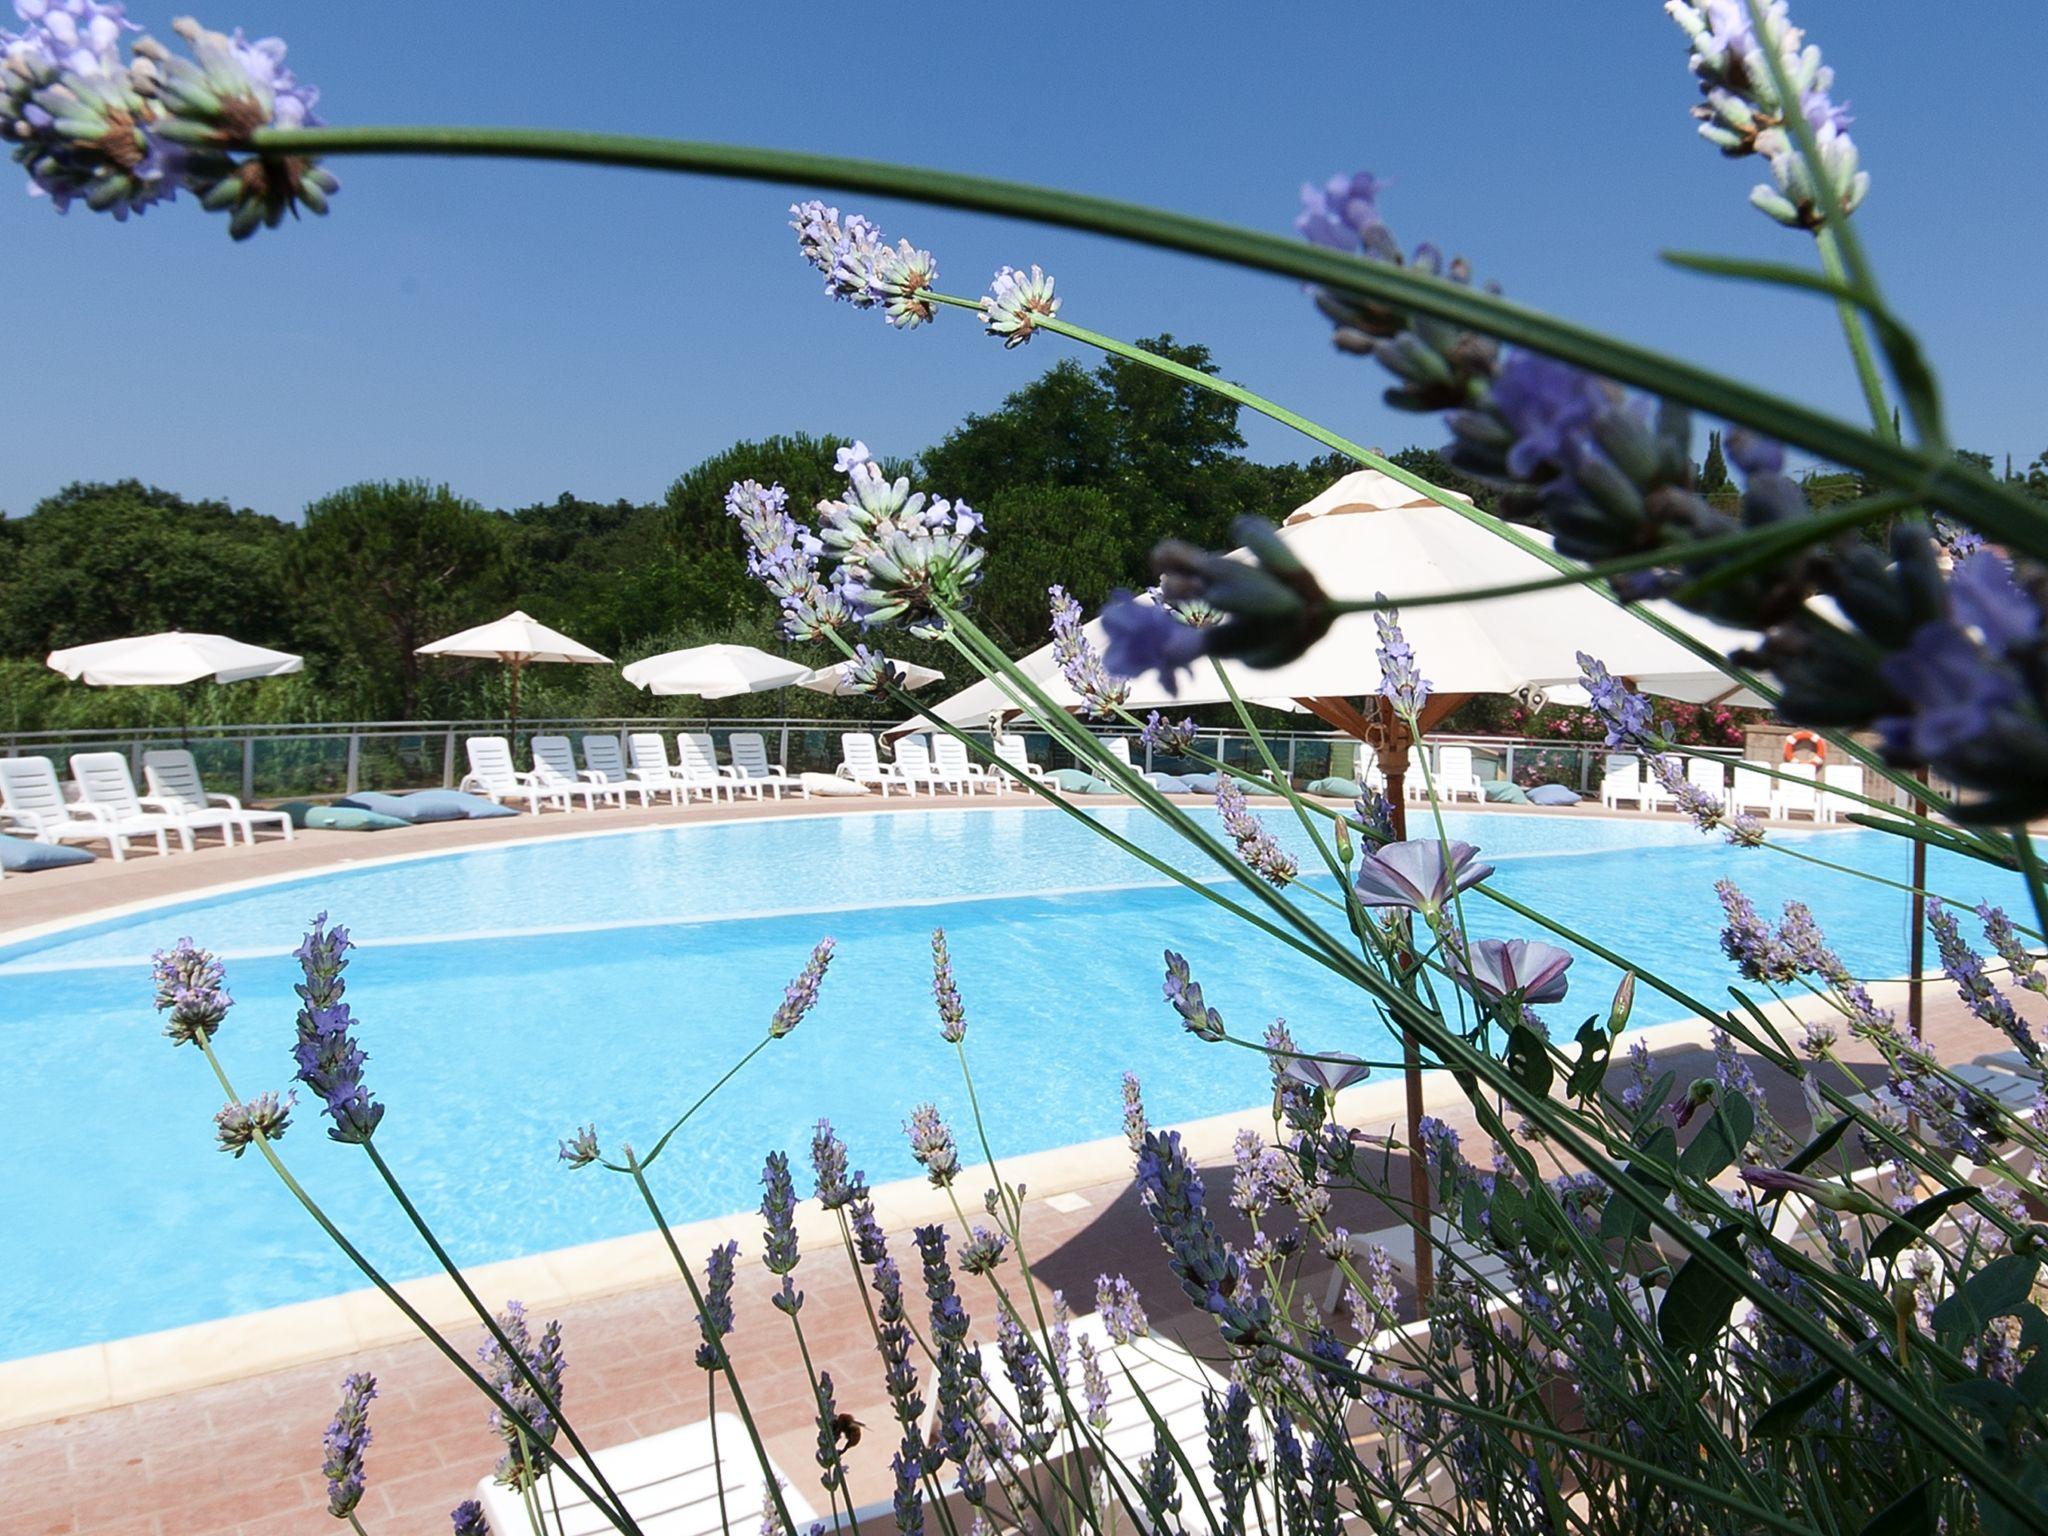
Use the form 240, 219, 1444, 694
1783, 730, 1827, 763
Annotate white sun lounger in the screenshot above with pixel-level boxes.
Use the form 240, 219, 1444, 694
71, 752, 201, 852
1685, 755, 1728, 803
836, 732, 898, 796
1772, 762, 1820, 820
1599, 753, 1643, 811
143, 749, 294, 844
531, 735, 626, 810
932, 735, 998, 795
1817, 761, 1863, 824
472, 1411, 818, 1536
675, 732, 739, 802
1730, 760, 1777, 817
992, 735, 1046, 788
581, 736, 660, 807
0, 754, 145, 860
890, 735, 953, 795
1432, 744, 1485, 804
461, 737, 566, 814
626, 733, 692, 805
727, 732, 805, 799
1402, 745, 1430, 801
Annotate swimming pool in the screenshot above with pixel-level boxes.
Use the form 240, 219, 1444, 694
0, 804, 2026, 1359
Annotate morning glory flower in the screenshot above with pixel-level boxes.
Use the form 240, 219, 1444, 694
214, 1088, 293, 1157
1447, 938, 1575, 1006
1351, 839, 1494, 915
321, 1371, 375, 1519
1282, 1052, 1373, 1095
1049, 583, 1128, 718
979, 263, 1059, 346
1739, 1165, 1886, 1216
1163, 949, 1225, 1041
771, 938, 835, 1038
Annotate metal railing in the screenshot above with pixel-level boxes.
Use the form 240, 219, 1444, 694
0, 715, 1692, 802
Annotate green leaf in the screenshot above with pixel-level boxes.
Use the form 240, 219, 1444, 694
1855, 1476, 1936, 1536
1566, 1015, 1611, 1100
1506, 1021, 1554, 1098
1785, 1114, 1856, 1175
1602, 1124, 1679, 1243
1933, 1253, 2041, 1342
1680, 1094, 1755, 1183
1869, 1187, 1983, 1263
1658, 1223, 1747, 1357
1753, 1365, 1844, 1437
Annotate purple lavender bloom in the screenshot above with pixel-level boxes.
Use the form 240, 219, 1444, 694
850, 1197, 889, 1267
1121, 1072, 1148, 1152
890, 1432, 926, 1536
843, 644, 904, 696
694, 1240, 738, 1369
1373, 597, 1430, 715
1204, 1384, 1257, 1529
814, 455, 985, 629
290, 914, 383, 1144
1488, 353, 1617, 482
761, 1150, 801, 1307
809, 1119, 863, 1209
321, 1371, 375, 1519
930, 928, 966, 1042
1099, 592, 1210, 694
1877, 621, 2026, 761
790, 200, 883, 304
870, 238, 939, 329
905, 1103, 960, 1186
1263, 1017, 1300, 1096
1096, 1273, 1149, 1343
979, 263, 1058, 346
870, 1254, 925, 1426
913, 1226, 980, 1488
1715, 879, 1798, 984
1230, 1127, 1282, 1218
995, 1314, 1055, 1454
1352, 839, 1494, 914
1577, 652, 1659, 749
450, 1499, 487, 1536
1953, 552, 2041, 649
558, 1124, 600, 1170
1139, 1422, 1182, 1529
1215, 775, 1298, 887
958, 1225, 1008, 1276
1282, 1051, 1374, 1095
724, 477, 852, 641
152, 936, 230, 1045
1353, 788, 1398, 847
1447, 938, 1574, 1006
1048, 583, 1129, 718
1135, 1129, 1268, 1344
1929, 899, 2038, 1061
812, 1371, 848, 1492
1139, 710, 1198, 758
480, 1301, 565, 1490
1163, 950, 1226, 1042
772, 938, 835, 1038
1295, 171, 1389, 252
214, 1088, 292, 1158
1078, 1333, 1111, 1432
1979, 904, 2046, 996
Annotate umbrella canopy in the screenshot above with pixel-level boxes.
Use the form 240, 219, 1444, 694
622, 643, 812, 699
798, 658, 946, 697
915, 469, 1764, 732
415, 610, 611, 667
47, 631, 303, 687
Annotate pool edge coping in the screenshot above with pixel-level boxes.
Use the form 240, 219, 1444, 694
0, 1001, 1833, 1433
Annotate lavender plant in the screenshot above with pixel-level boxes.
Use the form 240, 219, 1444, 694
82, 0, 2048, 1530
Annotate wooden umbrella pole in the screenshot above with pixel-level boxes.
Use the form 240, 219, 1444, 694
1909, 765, 1929, 1039
508, 656, 524, 737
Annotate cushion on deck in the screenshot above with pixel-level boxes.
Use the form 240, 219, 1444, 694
800, 772, 868, 797
337, 790, 466, 823
1144, 773, 1193, 793
302, 805, 409, 832
1306, 776, 1362, 798
403, 789, 518, 820
1045, 768, 1097, 792
1525, 783, 1582, 806
1179, 771, 1221, 794
1483, 781, 1532, 804
0, 833, 94, 870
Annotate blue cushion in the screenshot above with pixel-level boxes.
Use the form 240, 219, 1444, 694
1483, 780, 1531, 804
1079, 776, 1123, 795
0, 833, 94, 871
404, 789, 517, 820
337, 790, 465, 824
1145, 773, 1193, 793
1046, 768, 1097, 793
1525, 783, 1582, 806
304, 805, 410, 833
1180, 771, 1221, 794
1306, 776, 1362, 798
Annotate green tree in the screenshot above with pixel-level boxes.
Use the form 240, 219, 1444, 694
289, 480, 513, 718
1699, 430, 1730, 493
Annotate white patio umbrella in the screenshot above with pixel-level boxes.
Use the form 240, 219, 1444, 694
798, 657, 946, 696
416, 610, 611, 728
47, 631, 303, 687
621, 643, 812, 699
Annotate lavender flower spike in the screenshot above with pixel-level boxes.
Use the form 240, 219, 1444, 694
290, 913, 383, 1144
1215, 775, 1299, 888
152, 937, 230, 1046
1980, 904, 2047, 997
980, 264, 1059, 346
1577, 652, 1658, 749
771, 938, 835, 1038
905, 1103, 960, 1186
694, 1240, 739, 1369
450, 1499, 488, 1536
1049, 584, 1129, 718
1373, 596, 1430, 715
810, 1119, 866, 1210
1929, 899, 2039, 1062
558, 1124, 600, 1170
931, 928, 967, 1042
480, 1301, 565, 1490
322, 1371, 375, 1519
1121, 1072, 1148, 1152
761, 1150, 802, 1311
1352, 839, 1494, 915
1139, 710, 1198, 757
1447, 938, 1574, 1006
214, 1089, 293, 1158
870, 238, 939, 329
1164, 950, 1226, 1042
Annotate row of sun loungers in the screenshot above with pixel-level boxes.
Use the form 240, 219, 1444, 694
0, 749, 293, 863
458, 731, 812, 812
1598, 752, 1865, 821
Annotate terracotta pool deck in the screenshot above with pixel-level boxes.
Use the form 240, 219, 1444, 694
0, 790, 2015, 1535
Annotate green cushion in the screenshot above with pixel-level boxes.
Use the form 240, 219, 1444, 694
303, 804, 409, 832
1306, 776, 1362, 798
1046, 768, 1098, 792
1483, 780, 1531, 804
1079, 776, 1123, 794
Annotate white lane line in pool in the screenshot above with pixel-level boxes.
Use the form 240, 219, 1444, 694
0, 820, 1859, 976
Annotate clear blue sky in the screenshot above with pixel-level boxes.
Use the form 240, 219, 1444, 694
3, 1, 2040, 522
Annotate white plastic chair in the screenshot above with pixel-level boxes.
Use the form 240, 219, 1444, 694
1730, 760, 1777, 817
71, 752, 203, 853
1773, 762, 1820, 820
727, 732, 805, 799
1818, 761, 1863, 823
675, 732, 739, 802
1598, 753, 1643, 810
461, 736, 564, 813
1402, 745, 1430, 800
0, 754, 148, 860
891, 735, 948, 794
531, 734, 625, 810
1433, 744, 1485, 803
932, 735, 997, 794
473, 1412, 819, 1536
582, 735, 660, 806
991, 734, 1045, 787
1685, 755, 1728, 804
836, 732, 897, 796
626, 733, 691, 805
143, 749, 293, 844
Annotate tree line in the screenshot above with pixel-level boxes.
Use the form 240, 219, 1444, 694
3, 336, 2042, 736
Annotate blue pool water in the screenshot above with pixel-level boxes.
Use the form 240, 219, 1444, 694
0, 805, 2028, 1359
